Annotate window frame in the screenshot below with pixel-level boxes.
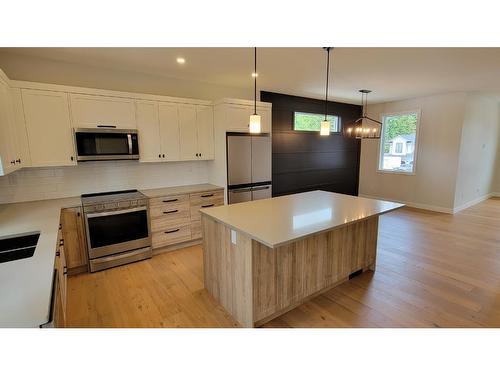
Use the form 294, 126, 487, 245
292, 111, 341, 134
377, 109, 421, 176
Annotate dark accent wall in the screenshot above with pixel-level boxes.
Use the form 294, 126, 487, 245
260, 91, 362, 197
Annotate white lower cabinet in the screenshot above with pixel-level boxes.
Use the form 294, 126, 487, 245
22, 89, 76, 167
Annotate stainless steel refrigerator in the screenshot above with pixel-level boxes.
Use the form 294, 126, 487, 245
227, 133, 272, 204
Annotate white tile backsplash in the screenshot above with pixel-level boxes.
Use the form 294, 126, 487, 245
0, 161, 210, 204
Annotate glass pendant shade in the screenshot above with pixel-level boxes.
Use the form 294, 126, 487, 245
249, 114, 261, 134
320, 120, 330, 136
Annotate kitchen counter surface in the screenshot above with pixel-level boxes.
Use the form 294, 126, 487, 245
201, 190, 404, 248
140, 183, 223, 198
0, 197, 80, 327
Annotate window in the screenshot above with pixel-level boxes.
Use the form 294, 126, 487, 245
293, 112, 340, 132
379, 111, 420, 174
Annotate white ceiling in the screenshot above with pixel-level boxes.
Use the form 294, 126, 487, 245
2, 47, 500, 104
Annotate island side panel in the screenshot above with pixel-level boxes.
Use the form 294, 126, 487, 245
252, 216, 379, 325
201, 215, 254, 327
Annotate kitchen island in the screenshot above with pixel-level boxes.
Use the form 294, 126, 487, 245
200, 190, 404, 327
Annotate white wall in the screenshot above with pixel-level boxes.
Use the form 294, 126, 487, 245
0, 161, 209, 204
0, 52, 252, 101
359, 92, 467, 213
454, 95, 500, 209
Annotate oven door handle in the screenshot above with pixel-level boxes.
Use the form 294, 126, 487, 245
127, 134, 133, 155
86, 206, 147, 218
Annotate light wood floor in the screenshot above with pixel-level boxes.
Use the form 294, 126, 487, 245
67, 198, 500, 328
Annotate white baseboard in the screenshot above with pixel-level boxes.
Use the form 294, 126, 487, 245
452, 193, 495, 213
358, 194, 454, 214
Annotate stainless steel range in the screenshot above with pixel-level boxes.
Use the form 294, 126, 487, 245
81, 189, 152, 272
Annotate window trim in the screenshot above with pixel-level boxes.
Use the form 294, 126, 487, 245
292, 111, 342, 133
377, 109, 421, 176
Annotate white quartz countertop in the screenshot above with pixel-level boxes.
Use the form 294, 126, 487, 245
0, 197, 80, 327
200, 191, 404, 248
140, 183, 223, 198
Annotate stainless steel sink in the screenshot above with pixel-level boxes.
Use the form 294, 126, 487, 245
0, 231, 40, 264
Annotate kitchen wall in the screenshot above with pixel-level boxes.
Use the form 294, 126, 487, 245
454, 95, 500, 209
359, 92, 467, 213
0, 51, 251, 101
261, 91, 362, 197
0, 161, 209, 204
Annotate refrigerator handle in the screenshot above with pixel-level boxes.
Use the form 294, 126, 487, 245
252, 186, 270, 191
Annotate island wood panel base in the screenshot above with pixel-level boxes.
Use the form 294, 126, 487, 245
202, 215, 379, 327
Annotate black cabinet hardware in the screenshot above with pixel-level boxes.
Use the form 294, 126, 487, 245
201, 194, 214, 198
97, 125, 116, 128
163, 209, 178, 214
165, 229, 180, 234
201, 204, 214, 208
70, 156, 74, 161
162, 154, 165, 158
63, 266, 68, 275
56, 251, 60, 257
163, 198, 178, 203
15, 159, 21, 164
159, 154, 161, 158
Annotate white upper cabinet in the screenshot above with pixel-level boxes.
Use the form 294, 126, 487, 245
10, 88, 31, 167
178, 104, 198, 160
136, 101, 161, 162
223, 103, 271, 133
225, 104, 251, 132
69, 94, 136, 129
196, 105, 214, 160
0, 78, 19, 175
22, 89, 76, 167
158, 102, 181, 161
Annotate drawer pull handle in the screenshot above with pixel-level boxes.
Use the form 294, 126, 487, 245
165, 229, 180, 234
201, 194, 214, 198
63, 266, 68, 275
201, 204, 214, 208
163, 209, 178, 214
97, 125, 116, 128
60, 239, 64, 246
56, 251, 60, 257
163, 198, 178, 203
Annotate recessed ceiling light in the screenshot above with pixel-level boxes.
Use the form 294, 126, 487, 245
177, 57, 185, 64
251, 72, 258, 78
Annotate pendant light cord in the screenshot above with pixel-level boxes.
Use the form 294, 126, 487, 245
254, 47, 257, 115
324, 47, 330, 121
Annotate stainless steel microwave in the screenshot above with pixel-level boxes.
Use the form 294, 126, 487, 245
74, 128, 140, 161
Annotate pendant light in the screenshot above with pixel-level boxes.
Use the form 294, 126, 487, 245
320, 47, 332, 136
344, 89, 382, 139
249, 47, 261, 134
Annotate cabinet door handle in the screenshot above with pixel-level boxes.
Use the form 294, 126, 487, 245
165, 229, 180, 234
159, 154, 161, 158
97, 125, 116, 128
63, 266, 68, 275
163, 154, 165, 158
15, 159, 21, 164
60, 239, 64, 246
163, 209, 178, 214
201, 194, 214, 198
201, 204, 214, 208
56, 250, 60, 257
10, 160, 15, 165
71, 156, 74, 161
163, 198, 178, 203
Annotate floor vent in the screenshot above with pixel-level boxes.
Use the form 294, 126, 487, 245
348, 269, 363, 279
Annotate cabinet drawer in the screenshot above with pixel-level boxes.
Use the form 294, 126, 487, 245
149, 194, 189, 207
149, 201, 190, 219
190, 198, 224, 221
150, 211, 191, 232
152, 224, 191, 249
191, 220, 202, 240
189, 190, 224, 206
